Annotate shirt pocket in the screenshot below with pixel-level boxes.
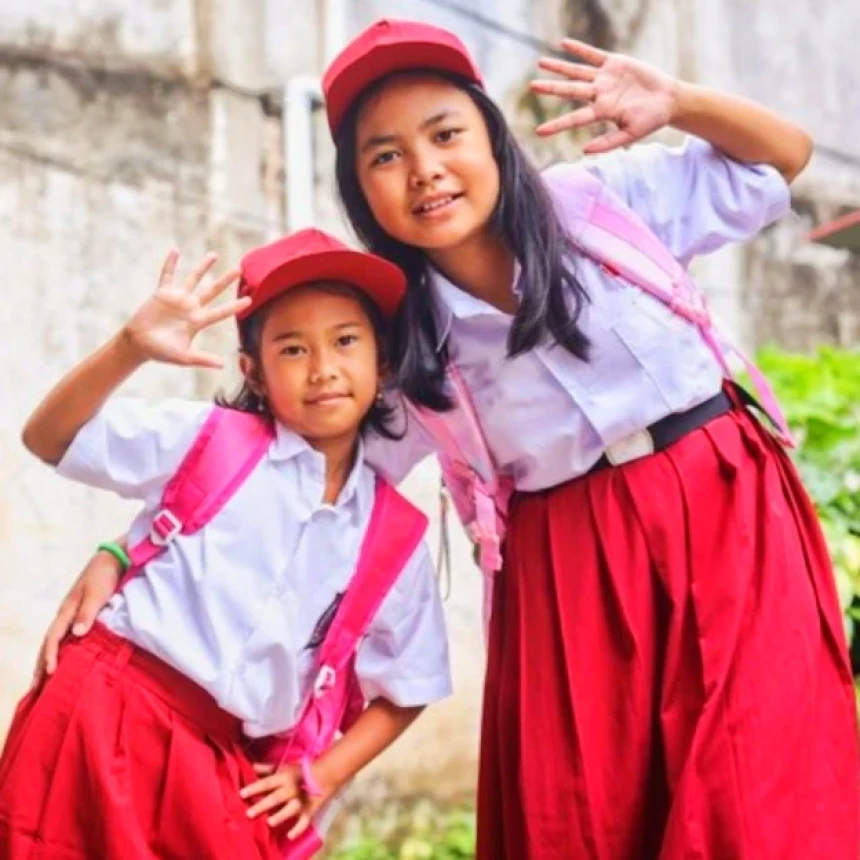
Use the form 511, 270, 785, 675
609, 286, 718, 412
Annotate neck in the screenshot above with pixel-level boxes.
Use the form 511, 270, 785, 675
427, 231, 518, 314
307, 432, 359, 504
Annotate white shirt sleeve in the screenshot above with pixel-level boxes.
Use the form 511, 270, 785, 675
355, 539, 453, 708
55, 398, 212, 503
577, 136, 792, 266
363, 398, 439, 486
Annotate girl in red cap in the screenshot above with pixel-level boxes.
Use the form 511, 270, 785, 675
0, 231, 451, 859
41, 18, 858, 860
324, 19, 857, 860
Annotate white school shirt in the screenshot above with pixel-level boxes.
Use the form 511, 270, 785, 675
56, 399, 452, 737
364, 137, 792, 491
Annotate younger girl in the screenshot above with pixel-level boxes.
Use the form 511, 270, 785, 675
0, 228, 451, 859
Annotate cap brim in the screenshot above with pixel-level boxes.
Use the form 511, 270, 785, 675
325, 40, 482, 135
239, 248, 406, 320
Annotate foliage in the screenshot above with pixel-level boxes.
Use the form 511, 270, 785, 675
753, 346, 860, 643
327, 805, 476, 860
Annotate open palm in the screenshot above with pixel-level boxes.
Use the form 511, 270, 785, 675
530, 39, 679, 154
124, 251, 246, 369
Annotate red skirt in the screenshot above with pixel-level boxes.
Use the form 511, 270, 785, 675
477, 404, 859, 859
0, 623, 281, 860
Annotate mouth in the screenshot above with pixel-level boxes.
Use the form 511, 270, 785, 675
305, 393, 351, 406
412, 192, 465, 217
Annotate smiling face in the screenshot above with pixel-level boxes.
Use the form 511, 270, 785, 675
240, 283, 380, 450
353, 73, 501, 253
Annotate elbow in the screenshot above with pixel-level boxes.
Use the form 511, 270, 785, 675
21, 421, 63, 466
782, 127, 814, 184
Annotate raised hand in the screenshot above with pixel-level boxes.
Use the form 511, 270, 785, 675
122, 251, 246, 369
530, 39, 680, 154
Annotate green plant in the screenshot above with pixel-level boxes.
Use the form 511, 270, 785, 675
327, 805, 476, 860
753, 346, 860, 646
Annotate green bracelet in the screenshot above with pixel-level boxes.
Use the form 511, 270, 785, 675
97, 541, 131, 572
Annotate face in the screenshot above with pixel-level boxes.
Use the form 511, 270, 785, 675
241, 285, 380, 449
354, 74, 500, 253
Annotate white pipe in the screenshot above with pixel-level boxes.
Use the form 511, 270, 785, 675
283, 76, 323, 232
322, 0, 349, 63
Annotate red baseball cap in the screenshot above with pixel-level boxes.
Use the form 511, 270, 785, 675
237, 228, 406, 320
323, 18, 484, 137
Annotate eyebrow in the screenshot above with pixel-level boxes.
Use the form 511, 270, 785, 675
270, 321, 363, 342
359, 109, 464, 153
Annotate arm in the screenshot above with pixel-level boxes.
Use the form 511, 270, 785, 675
22, 251, 244, 466
242, 699, 424, 837
670, 84, 812, 182
531, 40, 812, 182
32, 538, 127, 688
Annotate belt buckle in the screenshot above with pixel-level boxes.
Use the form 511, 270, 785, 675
604, 429, 655, 466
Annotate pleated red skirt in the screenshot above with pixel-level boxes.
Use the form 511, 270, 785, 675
477, 404, 859, 859
0, 623, 281, 860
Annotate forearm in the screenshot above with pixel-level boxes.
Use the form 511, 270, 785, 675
312, 698, 424, 793
22, 331, 147, 465
670, 82, 813, 182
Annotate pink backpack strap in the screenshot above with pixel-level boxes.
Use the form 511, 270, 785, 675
122, 407, 274, 587
569, 171, 795, 447
314, 480, 427, 694
405, 366, 512, 635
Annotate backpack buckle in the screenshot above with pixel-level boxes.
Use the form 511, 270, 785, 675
313, 665, 336, 698
150, 509, 182, 546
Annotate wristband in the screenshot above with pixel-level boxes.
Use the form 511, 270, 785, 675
97, 541, 131, 572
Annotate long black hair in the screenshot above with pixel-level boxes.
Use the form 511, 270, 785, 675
335, 70, 590, 412
215, 282, 402, 440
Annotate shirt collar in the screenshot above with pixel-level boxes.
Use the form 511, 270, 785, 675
428, 261, 522, 352
270, 421, 367, 507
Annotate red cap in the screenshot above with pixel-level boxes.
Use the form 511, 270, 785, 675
237, 228, 406, 320
323, 18, 483, 137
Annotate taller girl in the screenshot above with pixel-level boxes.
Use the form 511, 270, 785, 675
323, 18, 859, 860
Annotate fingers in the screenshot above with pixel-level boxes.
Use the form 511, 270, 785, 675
287, 809, 312, 839
535, 106, 597, 137
530, 79, 595, 102
40, 589, 81, 677
538, 56, 597, 83
195, 268, 241, 306
182, 253, 219, 293
72, 589, 110, 636
31, 643, 47, 689
181, 350, 225, 370
269, 798, 304, 828
583, 127, 636, 155
198, 296, 251, 329
158, 249, 180, 290
253, 763, 276, 776
561, 38, 608, 66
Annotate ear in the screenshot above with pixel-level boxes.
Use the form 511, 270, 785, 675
239, 352, 266, 398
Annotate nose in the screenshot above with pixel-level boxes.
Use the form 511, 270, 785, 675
308, 348, 338, 385
408, 146, 444, 190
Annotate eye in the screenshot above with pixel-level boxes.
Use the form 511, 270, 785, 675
279, 344, 306, 357
370, 150, 400, 168
435, 127, 463, 144
336, 333, 359, 348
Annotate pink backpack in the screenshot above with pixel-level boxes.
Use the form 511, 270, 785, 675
121, 406, 428, 859
407, 166, 793, 631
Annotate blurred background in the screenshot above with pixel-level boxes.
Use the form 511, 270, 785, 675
1, 1, 858, 856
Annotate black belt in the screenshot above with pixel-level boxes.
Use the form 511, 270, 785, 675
589, 390, 733, 474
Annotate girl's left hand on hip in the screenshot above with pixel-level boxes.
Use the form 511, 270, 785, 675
241, 762, 326, 839
530, 39, 680, 153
